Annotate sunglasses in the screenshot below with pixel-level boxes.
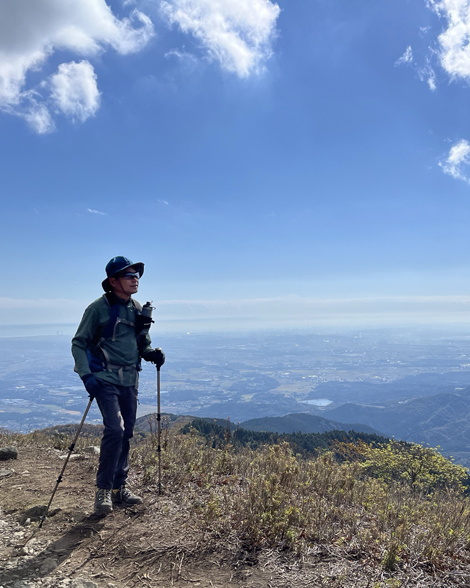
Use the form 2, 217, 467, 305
118, 272, 140, 280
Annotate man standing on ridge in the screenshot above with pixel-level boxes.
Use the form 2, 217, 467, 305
72, 256, 165, 514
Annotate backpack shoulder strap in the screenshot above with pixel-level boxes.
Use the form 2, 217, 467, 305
93, 293, 138, 346
132, 298, 142, 313
102, 302, 121, 340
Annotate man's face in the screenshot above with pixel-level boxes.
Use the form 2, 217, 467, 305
109, 266, 140, 299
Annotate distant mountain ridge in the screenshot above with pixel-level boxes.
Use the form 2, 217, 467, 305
324, 386, 470, 464
133, 412, 380, 437
240, 412, 381, 435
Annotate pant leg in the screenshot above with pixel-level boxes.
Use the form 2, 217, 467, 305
95, 381, 125, 490
112, 385, 138, 489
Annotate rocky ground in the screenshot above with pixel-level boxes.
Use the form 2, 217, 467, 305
1, 445, 470, 588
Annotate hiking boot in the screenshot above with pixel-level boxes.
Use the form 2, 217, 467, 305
112, 486, 143, 506
94, 488, 113, 514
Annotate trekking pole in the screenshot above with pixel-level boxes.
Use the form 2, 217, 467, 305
156, 366, 162, 495
39, 398, 94, 528
16, 399, 94, 551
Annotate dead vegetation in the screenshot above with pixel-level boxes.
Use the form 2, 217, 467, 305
1, 424, 470, 587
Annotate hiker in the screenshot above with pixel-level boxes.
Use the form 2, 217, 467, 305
71, 256, 165, 514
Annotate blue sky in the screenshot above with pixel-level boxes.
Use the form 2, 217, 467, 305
3, 0, 470, 331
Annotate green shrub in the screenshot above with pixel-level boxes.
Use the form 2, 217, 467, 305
356, 440, 469, 494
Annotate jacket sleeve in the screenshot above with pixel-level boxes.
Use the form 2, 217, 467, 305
71, 305, 100, 378
138, 332, 155, 361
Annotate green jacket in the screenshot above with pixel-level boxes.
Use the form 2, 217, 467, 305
71, 293, 154, 387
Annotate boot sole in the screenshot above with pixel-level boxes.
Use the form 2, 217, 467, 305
112, 500, 143, 506
94, 505, 113, 514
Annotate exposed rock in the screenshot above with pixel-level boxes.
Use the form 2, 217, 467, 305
0, 467, 14, 478
20, 505, 61, 525
58, 454, 85, 461
0, 446, 18, 460
21, 504, 47, 521
83, 446, 100, 455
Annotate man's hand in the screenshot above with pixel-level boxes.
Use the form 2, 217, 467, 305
147, 348, 165, 369
135, 314, 153, 334
81, 373, 102, 399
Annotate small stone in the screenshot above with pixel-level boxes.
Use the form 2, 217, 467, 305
0, 446, 18, 460
69, 511, 87, 523
39, 557, 58, 574
71, 580, 98, 588
58, 454, 85, 461
0, 467, 14, 478
83, 446, 100, 455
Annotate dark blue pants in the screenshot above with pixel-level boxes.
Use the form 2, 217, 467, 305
95, 381, 138, 490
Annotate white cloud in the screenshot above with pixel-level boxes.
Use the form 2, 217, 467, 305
395, 46, 413, 66
87, 208, 108, 215
0, 0, 282, 132
158, 199, 169, 205
427, 69, 437, 90
427, 0, 470, 82
165, 48, 199, 67
439, 139, 470, 182
21, 96, 56, 134
418, 60, 438, 91
0, 0, 154, 132
50, 61, 100, 122
160, 0, 281, 78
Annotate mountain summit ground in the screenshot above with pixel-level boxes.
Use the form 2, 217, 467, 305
1, 423, 470, 587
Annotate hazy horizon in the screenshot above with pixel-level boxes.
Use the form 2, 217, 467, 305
3, 313, 470, 339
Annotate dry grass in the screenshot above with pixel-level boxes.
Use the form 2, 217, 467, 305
3, 424, 470, 582
133, 431, 470, 574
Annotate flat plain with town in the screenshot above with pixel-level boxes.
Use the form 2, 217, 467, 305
2, 327, 470, 463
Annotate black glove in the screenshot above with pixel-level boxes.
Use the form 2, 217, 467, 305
147, 348, 165, 368
135, 314, 153, 334
81, 373, 102, 399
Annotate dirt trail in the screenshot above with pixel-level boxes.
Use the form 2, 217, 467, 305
0, 447, 295, 588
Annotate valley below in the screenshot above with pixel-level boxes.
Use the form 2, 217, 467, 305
2, 326, 470, 465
